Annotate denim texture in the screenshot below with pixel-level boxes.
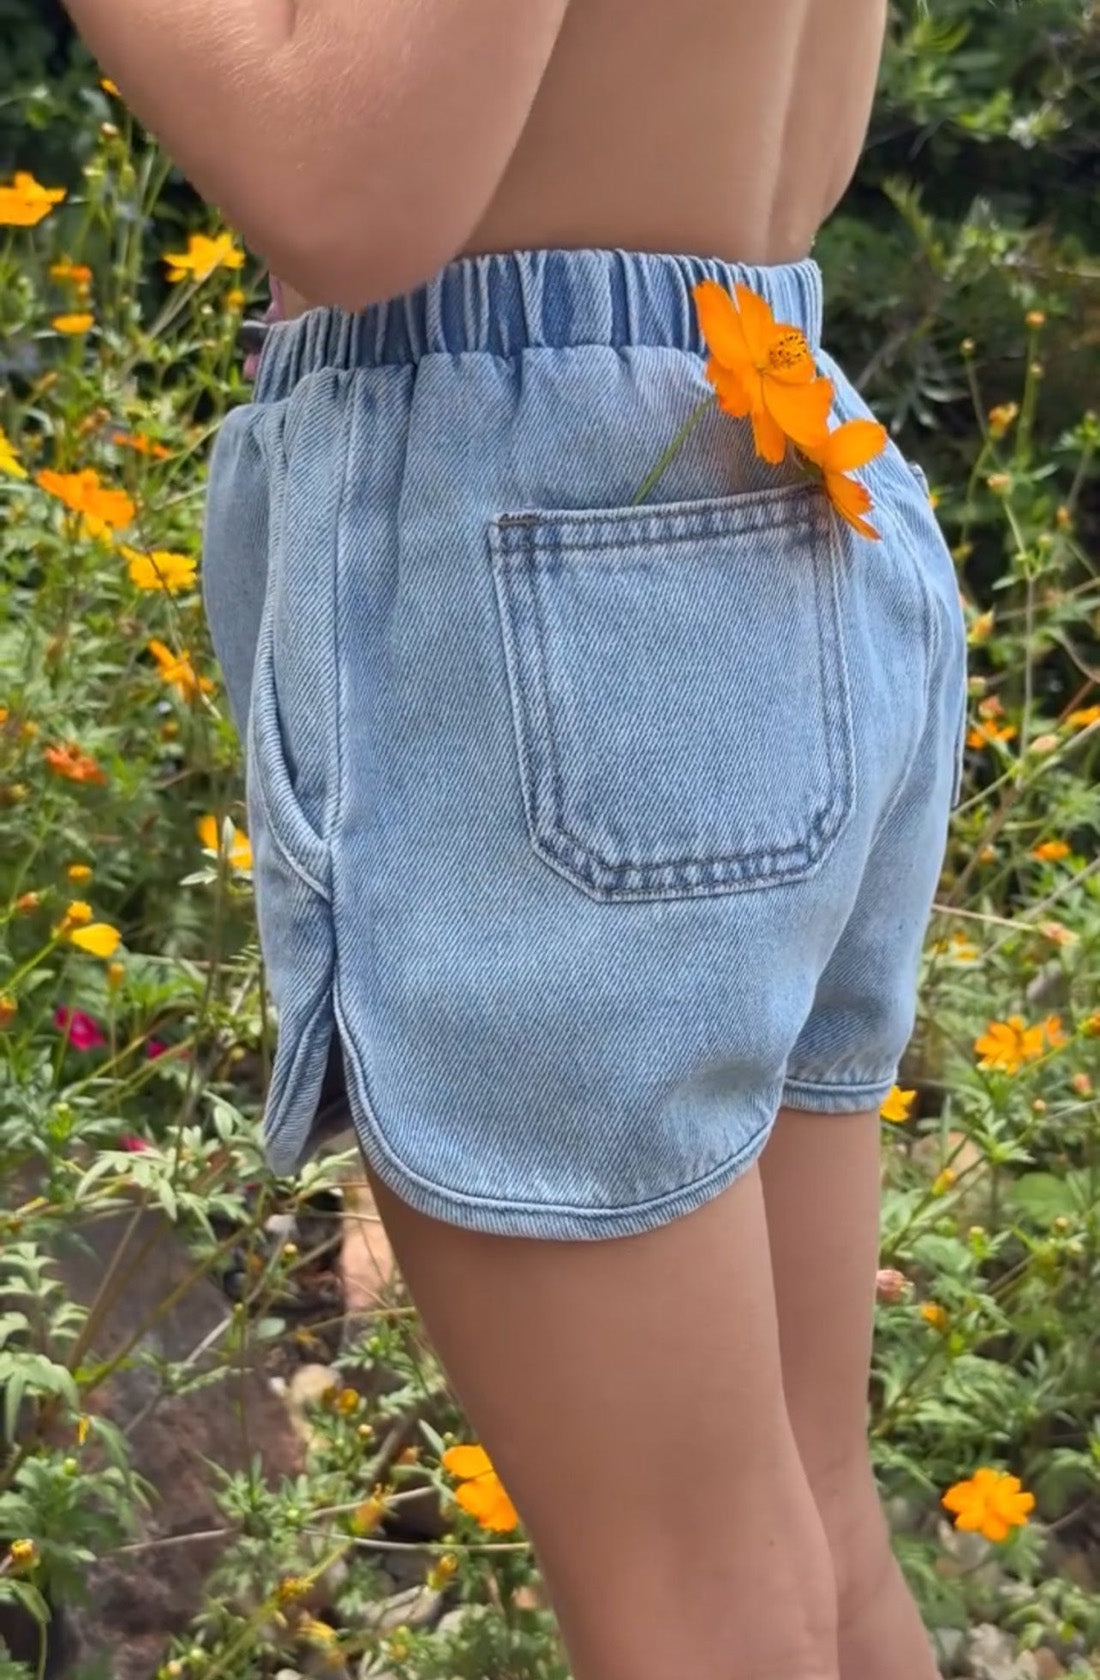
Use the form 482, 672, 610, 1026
201, 248, 968, 1240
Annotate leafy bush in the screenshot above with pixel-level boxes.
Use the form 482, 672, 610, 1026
1, 5, 1098, 1678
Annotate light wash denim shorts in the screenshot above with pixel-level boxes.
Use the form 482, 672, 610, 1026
201, 247, 968, 1240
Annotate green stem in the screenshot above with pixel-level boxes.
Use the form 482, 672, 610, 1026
632, 395, 714, 506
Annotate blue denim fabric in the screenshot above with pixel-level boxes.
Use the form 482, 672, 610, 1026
201, 248, 968, 1239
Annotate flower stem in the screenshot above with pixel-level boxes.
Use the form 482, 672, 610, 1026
632, 395, 714, 506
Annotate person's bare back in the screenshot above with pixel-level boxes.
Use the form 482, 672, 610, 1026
273, 0, 887, 318
466, 0, 887, 269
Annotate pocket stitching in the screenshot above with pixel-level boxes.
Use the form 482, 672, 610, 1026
490, 492, 854, 895
247, 619, 332, 902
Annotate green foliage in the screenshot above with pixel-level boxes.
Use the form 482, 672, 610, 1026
0, 3, 1098, 1677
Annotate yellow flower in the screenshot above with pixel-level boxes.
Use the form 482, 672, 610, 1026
880, 1085, 916, 1123
929, 930, 979, 964
425, 1552, 459, 1590
974, 1015, 1047, 1073
0, 424, 28, 479
7, 1538, 39, 1569
120, 547, 196, 594
335, 1386, 360, 1415
1025, 310, 1046, 329
55, 899, 94, 933
164, 232, 244, 284
931, 1168, 957, 1196
275, 1575, 311, 1605
1031, 839, 1070, 862
106, 960, 126, 989
441, 1443, 519, 1533
100, 77, 120, 96
987, 402, 1019, 439
1082, 1011, 1100, 1038
148, 639, 215, 703
69, 922, 121, 958
0, 171, 65, 227
196, 813, 252, 871
920, 1302, 948, 1330
968, 610, 994, 646
0, 995, 16, 1029
76, 1414, 91, 1445
799, 418, 888, 541
225, 288, 246, 310
51, 312, 94, 334
693, 280, 833, 463
349, 1490, 389, 1535
299, 1617, 338, 1647
36, 467, 135, 538
67, 863, 93, 882
941, 1468, 1035, 1542
1066, 704, 1100, 730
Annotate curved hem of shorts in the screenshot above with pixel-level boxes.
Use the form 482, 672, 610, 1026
332, 995, 775, 1241
780, 1073, 897, 1112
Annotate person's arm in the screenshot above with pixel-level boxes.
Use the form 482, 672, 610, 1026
62, 0, 570, 307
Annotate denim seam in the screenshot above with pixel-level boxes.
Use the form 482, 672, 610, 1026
330, 373, 360, 843
332, 982, 774, 1223
782, 1072, 897, 1098
249, 735, 332, 902
261, 999, 334, 1160
493, 498, 852, 886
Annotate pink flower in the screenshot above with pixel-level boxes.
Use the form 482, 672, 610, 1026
120, 1135, 151, 1152
54, 1006, 106, 1050
145, 1038, 167, 1059
876, 1267, 911, 1304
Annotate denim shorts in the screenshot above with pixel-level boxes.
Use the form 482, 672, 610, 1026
201, 247, 968, 1240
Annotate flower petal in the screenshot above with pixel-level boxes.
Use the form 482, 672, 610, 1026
763, 374, 833, 451
750, 404, 787, 466
733, 283, 777, 362
693, 281, 750, 370
822, 419, 888, 472
441, 1443, 493, 1480
825, 471, 880, 540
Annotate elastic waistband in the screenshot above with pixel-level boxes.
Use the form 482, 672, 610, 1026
254, 247, 824, 400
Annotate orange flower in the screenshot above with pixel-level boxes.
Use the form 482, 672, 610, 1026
441, 1444, 519, 1533
163, 232, 243, 283
196, 814, 252, 871
973, 1014, 1050, 1074
51, 312, 94, 335
941, 1468, 1034, 1543
799, 419, 888, 540
0, 171, 65, 227
50, 261, 93, 286
1031, 838, 1070, 862
148, 639, 215, 703
43, 741, 107, 785
36, 468, 134, 538
920, 1302, 948, 1330
967, 719, 1017, 748
110, 431, 172, 461
693, 280, 833, 463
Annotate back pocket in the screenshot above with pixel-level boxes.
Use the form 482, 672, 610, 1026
488, 484, 855, 903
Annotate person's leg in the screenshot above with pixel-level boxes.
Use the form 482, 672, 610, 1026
758, 1107, 940, 1680
364, 1158, 839, 1680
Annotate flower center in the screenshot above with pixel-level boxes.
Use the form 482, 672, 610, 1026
766, 328, 813, 375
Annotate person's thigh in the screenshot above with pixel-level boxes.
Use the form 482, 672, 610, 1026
758, 1106, 891, 1603
364, 1160, 839, 1680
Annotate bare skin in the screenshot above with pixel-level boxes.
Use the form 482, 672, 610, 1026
59, 0, 942, 1672
276, 0, 888, 314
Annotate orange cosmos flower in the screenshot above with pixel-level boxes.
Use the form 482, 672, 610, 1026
51, 313, 94, 335
941, 1468, 1034, 1543
36, 468, 135, 538
148, 639, 215, 703
441, 1444, 520, 1533
973, 1014, 1053, 1074
693, 280, 833, 463
0, 172, 65, 227
43, 741, 108, 785
799, 419, 888, 540
110, 430, 172, 460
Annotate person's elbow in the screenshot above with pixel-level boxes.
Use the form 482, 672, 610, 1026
248, 171, 483, 312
